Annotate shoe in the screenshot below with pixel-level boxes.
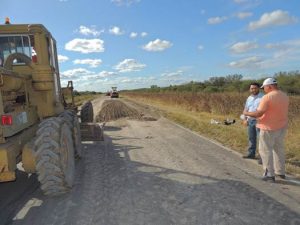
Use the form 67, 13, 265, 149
275, 174, 286, 179
242, 155, 255, 159
262, 168, 275, 182
262, 176, 275, 182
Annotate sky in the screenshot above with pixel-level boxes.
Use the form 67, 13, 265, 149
1, 0, 300, 91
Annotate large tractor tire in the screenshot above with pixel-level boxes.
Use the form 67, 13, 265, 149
81, 101, 94, 123
59, 110, 82, 158
34, 117, 75, 196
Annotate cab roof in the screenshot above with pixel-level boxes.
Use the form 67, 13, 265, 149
0, 24, 51, 36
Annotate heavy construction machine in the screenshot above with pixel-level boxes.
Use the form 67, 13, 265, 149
110, 86, 119, 98
0, 21, 96, 195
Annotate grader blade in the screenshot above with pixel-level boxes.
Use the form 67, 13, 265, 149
80, 123, 104, 141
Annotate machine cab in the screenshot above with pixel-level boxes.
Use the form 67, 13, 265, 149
0, 22, 64, 118
0, 35, 35, 67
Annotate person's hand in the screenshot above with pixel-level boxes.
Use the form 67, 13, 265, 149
243, 110, 248, 116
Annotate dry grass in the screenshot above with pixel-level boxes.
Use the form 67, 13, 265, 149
73, 94, 102, 106
123, 92, 300, 176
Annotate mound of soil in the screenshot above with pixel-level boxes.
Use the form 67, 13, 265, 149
96, 100, 142, 122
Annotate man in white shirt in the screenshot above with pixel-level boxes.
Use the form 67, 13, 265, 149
242, 82, 264, 159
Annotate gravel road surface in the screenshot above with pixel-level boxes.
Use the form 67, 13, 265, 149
0, 97, 299, 225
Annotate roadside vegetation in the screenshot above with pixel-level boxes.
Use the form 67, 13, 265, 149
122, 71, 300, 176
65, 91, 102, 106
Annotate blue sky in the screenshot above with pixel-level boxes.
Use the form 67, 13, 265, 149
1, 0, 300, 91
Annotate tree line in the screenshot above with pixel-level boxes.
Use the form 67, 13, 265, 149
127, 71, 300, 95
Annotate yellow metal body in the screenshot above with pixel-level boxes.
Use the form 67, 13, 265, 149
0, 142, 16, 182
0, 124, 37, 181
0, 23, 72, 181
62, 81, 76, 110
22, 141, 36, 173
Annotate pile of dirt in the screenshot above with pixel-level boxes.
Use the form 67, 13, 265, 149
96, 100, 142, 122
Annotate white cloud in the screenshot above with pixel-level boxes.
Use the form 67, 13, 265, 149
207, 16, 227, 25
143, 39, 173, 52
111, 0, 140, 6
265, 39, 300, 60
65, 38, 104, 53
229, 39, 300, 71
78, 25, 102, 36
161, 70, 183, 78
114, 59, 146, 73
109, 26, 124, 35
82, 71, 118, 81
272, 49, 293, 59
158, 69, 190, 84
230, 41, 258, 53
265, 39, 300, 49
73, 59, 102, 68
141, 32, 148, 37
61, 68, 94, 80
109, 76, 156, 86
96, 76, 157, 89
233, 0, 248, 3
97, 71, 117, 78
248, 10, 298, 31
236, 12, 253, 19
58, 55, 69, 63
198, 45, 204, 51
130, 32, 147, 38
120, 78, 133, 83
229, 56, 262, 68
161, 76, 185, 83
265, 43, 283, 50
130, 32, 138, 38
61, 69, 117, 85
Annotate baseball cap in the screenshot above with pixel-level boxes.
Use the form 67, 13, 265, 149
261, 77, 277, 88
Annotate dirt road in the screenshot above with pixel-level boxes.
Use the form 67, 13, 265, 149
0, 97, 299, 225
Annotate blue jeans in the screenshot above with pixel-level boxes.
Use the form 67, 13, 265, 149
248, 119, 260, 157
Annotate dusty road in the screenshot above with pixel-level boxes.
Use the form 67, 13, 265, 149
0, 97, 299, 225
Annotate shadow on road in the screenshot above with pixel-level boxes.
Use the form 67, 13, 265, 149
103, 126, 122, 132
2, 134, 300, 225
0, 171, 40, 225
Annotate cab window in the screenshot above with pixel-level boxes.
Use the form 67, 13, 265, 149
0, 35, 34, 66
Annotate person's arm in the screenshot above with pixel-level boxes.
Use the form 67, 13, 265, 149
243, 95, 268, 118
241, 98, 249, 126
243, 109, 265, 118
244, 97, 249, 112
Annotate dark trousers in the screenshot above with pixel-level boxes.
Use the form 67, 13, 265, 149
247, 119, 260, 157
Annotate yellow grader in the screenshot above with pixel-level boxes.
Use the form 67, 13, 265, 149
0, 21, 97, 195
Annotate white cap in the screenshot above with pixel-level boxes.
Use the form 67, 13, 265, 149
261, 77, 277, 88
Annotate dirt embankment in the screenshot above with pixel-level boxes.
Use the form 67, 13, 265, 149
95, 99, 158, 122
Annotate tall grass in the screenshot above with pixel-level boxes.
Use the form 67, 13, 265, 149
71, 94, 102, 106
125, 91, 299, 123
124, 91, 300, 175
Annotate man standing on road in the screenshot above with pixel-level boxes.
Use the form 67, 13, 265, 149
243, 78, 289, 182
242, 82, 264, 160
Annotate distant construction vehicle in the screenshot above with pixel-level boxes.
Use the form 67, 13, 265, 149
0, 19, 100, 195
110, 86, 119, 98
